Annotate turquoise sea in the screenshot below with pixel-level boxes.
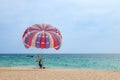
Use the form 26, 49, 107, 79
0, 54, 120, 70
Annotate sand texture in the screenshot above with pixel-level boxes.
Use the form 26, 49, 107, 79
0, 67, 120, 80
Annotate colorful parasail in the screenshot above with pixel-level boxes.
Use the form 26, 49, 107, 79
22, 24, 62, 50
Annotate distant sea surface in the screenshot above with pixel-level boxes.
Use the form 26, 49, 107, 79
0, 54, 120, 70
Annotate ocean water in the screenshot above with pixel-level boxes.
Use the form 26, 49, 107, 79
0, 54, 120, 70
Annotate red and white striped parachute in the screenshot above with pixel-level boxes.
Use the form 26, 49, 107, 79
22, 24, 62, 50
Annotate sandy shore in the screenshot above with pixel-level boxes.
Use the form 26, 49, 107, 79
0, 67, 120, 80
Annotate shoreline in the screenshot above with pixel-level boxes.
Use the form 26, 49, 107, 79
0, 66, 120, 71
0, 67, 120, 80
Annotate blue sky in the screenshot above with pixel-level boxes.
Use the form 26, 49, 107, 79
0, 0, 120, 53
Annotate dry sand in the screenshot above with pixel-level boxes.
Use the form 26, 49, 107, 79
0, 67, 120, 80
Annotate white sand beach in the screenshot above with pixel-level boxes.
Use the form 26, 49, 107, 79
0, 67, 120, 80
